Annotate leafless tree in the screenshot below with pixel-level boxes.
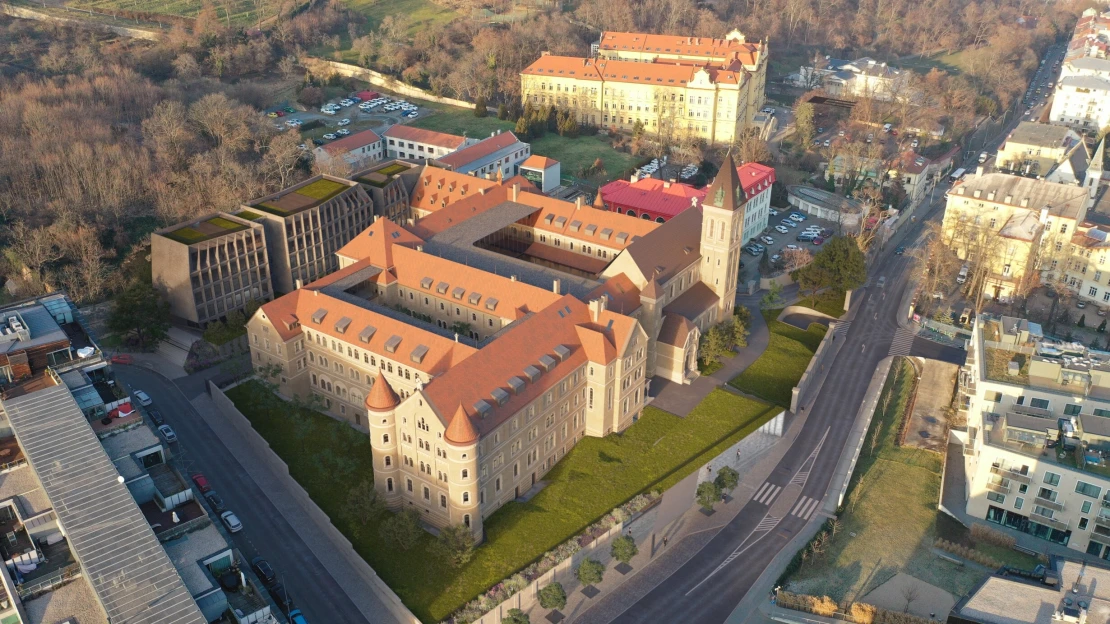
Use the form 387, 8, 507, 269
901, 583, 921, 613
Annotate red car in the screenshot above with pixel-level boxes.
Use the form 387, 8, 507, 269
110, 354, 134, 365
191, 474, 211, 493
812, 237, 825, 245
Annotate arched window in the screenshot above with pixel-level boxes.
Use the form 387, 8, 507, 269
461, 469, 469, 479
387, 478, 394, 492
385, 456, 392, 466
642, 213, 651, 220
656, 216, 665, 223
383, 434, 390, 444
464, 514, 471, 527
627, 210, 637, 218
463, 492, 470, 503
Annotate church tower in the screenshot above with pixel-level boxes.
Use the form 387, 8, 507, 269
1088, 137, 1105, 202
699, 153, 746, 320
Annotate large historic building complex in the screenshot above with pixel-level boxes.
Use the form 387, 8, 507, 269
520, 30, 767, 145
246, 155, 753, 538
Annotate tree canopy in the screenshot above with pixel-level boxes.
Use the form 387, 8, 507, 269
108, 283, 171, 349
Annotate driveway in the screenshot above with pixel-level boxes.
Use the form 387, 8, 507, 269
114, 364, 397, 624
904, 359, 958, 451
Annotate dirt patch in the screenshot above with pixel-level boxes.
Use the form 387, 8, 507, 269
860, 572, 955, 619
904, 360, 958, 452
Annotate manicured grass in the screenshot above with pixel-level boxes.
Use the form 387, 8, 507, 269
227, 381, 775, 622
408, 105, 639, 183
234, 209, 265, 221
296, 178, 349, 200
342, 0, 458, 37
785, 358, 1013, 603
801, 289, 846, 319
729, 310, 827, 407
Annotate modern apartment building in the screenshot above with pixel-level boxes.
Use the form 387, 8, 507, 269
151, 212, 272, 326
996, 122, 1090, 183
1050, 9, 1110, 131
434, 131, 531, 179
957, 315, 1110, 558
247, 155, 751, 538
940, 170, 1096, 299
352, 160, 423, 223
382, 126, 475, 161
245, 175, 374, 294
520, 30, 767, 145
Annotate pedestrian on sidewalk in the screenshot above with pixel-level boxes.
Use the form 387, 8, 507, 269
663, 536, 669, 548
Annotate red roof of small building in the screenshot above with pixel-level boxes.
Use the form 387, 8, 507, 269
600, 163, 775, 219
319, 129, 381, 156
383, 125, 469, 150
444, 405, 480, 446
521, 155, 558, 170
437, 132, 524, 170
365, 370, 400, 411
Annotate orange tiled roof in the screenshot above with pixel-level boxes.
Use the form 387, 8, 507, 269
437, 132, 524, 169
516, 192, 659, 248
423, 294, 594, 434
383, 125, 469, 149
410, 169, 499, 214
586, 274, 642, 315
444, 405, 480, 446
524, 56, 715, 87
336, 218, 423, 266
389, 245, 562, 320
408, 185, 514, 238
598, 31, 763, 66
319, 128, 381, 155
575, 325, 617, 363
256, 289, 304, 342
365, 370, 400, 411
522, 155, 559, 170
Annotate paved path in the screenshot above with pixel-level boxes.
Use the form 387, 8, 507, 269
905, 359, 958, 452
114, 361, 398, 624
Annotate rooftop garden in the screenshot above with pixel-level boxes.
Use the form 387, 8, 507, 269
376, 163, 411, 177
984, 348, 1029, 384
253, 178, 350, 216
234, 209, 265, 221
162, 216, 249, 245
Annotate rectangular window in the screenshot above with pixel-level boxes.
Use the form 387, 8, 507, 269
1077, 481, 1103, 499
1084, 500, 1094, 514
986, 391, 1003, 403
1033, 505, 1055, 519
1014, 497, 1024, 510
1065, 404, 1083, 416
1039, 487, 1058, 501
1031, 398, 1050, 409
987, 491, 1006, 504
1044, 471, 1061, 486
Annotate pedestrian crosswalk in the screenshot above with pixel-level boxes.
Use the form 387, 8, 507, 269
790, 496, 821, 520
752, 482, 781, 506
888, 328, 916, 357
755, 515, 780, 531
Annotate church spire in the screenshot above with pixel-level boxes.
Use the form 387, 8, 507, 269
703, 152, 745, 211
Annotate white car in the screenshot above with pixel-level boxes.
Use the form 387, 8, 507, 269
157, 424, 177, 443
336, 128, 351, 136
780, 220, 797, 228
337, 119, 351, 126
322, 133, 337, 140
760, 236, 775, 245
321, 108, 337, 115
911, 139, 919, 148
786, 244, 799, 251
768, 208, 779, 217
789, 213, 805, 222
774, 225, 789, 235
134, 390, 153, 406
221, 510, 243, 533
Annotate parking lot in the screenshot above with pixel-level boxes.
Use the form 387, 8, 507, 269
264, 92, 425, 149
740, 209, 841, 283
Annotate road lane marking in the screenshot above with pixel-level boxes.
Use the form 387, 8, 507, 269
753, 483, 781, 505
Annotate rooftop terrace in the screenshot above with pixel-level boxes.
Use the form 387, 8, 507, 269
251, 177, 352, 216
354, 161, 415, 188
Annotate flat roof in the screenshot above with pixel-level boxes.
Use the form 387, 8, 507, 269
163, 524, 229, 596
0, 300, 67, 356
1, 385, 205, 624
23, 575, 109, 624
158, 214, 252, 245
787, 184, 866, 214
250, 177, 356, 217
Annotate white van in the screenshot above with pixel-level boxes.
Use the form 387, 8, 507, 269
882, 123, 892, 133
957, 265, 969, 284
979, 152, 989, 163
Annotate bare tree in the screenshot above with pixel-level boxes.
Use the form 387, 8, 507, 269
901, 582, 921, 613
7, 222, 63, 283
783, 247, 813, 273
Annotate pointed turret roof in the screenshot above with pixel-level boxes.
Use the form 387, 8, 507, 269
365, 370, 400, 411
641, 277, 664, 300
704, 152, 745, 211
1092, 137, 1106, 174
444, 405, 480, 446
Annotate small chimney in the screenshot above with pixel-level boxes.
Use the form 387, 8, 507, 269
510, 275, 518, 282
976, 165, 985, 177
491, 131, 496, 138
295, 279, 304, 290
553, 278, 562, 294
1040, 207, 1049, 224
630, 174, 640, 183
588, 297, 608, 321
512, 183, 520, 201
416, 244, 424, 252
576, 196, 583, 209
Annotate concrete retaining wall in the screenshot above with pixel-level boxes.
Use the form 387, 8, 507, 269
791, 319, 841, 413
207, 380, 422, 624
1, 4, 161, 39
303, 58, 478, 111
760, 272, 794, 291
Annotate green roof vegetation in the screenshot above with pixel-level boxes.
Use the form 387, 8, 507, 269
253, 178, 351, 216
376, 163, 411, 176
207, 216, 244, 230
234, 209, 265, 221
297, 178, 349, 200
729, 309, 827, 407
163, 227, 207, 244
161, 216, 247, 244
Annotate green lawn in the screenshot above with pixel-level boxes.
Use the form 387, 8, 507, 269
800, 289, 846, 319
341, 0, 458, 36
227, 382, 776, 622
784, 358, 1038, 603
729, 310, 827, 407
408, 105, 640, 183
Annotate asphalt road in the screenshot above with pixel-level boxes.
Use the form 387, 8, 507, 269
113, 366, 371, 624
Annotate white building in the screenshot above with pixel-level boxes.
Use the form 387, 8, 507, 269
434, 130, 532, 179
791, 57, 909, 101
1049, 9, 1110, 132
383, 125, 476, 161
312, 128, 383, 170
957, 315, 1110, 558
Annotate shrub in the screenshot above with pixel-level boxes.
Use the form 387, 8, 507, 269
298, 86, 323, 107
378, 508, 422, 551
611, 535, 638, 564
503, 608, 529, 624
576, 559, 605, 586
696, 480, 722, 511
474, 95, 488, 118
436, 524, 476, 568
538, 581, 567, 610
970, 523, 1017, 549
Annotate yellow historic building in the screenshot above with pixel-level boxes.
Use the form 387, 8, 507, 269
520, 30, 767, 145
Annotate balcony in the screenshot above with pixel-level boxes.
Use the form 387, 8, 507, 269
1031, 510, 1069, 531
1034, 496, 1065, 512
990, 464, 1032, 485
1095, 515, 1110, 532
986, 481, 1011, 495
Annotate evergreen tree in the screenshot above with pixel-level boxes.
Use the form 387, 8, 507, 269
1099, 319, 1107, 333
538, 582, 567, 610
1079, 314, 1087, 328
514, 116, 530, 141
497, 102, 508, 120
611, 535, 639, 564
473, 95, 488, 117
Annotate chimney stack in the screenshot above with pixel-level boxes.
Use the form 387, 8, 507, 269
576, 196, 583, 209
588, 297, 608, 322
553, 278, 562, 294
510, 275, 518, 282
512, 183, 520, 201
976, 165, 985, 177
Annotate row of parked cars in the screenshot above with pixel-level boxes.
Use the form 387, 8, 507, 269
126, 385, 309, 623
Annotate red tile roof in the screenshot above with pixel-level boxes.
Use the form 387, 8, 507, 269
598, 31, 763, 66
335, 218, 423, 267
436, 132, 525, 170
365, 370, 400, 411
319, 128, 381, 155
444, 405, 480, 446
410, 168, 499, 214
521, 155, 559, 170
599, 178, 705, 219
586, 274, 642, 315
383, 125, 469, 149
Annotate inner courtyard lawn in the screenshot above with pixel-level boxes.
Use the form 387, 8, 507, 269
729, 309, 827, 407
226, 382, 777, 621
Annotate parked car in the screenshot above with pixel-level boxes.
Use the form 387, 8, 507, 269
812, 237, 825, 245
785, 244, 799, 251
336, 129, 351, 136
191, 473, 211, 493
322, 133, 337, 140
204, 491, 226, 513
289, 609, 308, 624
822, 139, 830, 147
266, 112, 278, 118
337, 118, 351, 126
110, 354, 134, 365
789, 212, 806, 221
283, 106, 296, 113
220, 510, 243, 533
760, 236, 775, 245
251, 557, 277, 586
821, 228, 834, 237
147, 409, 165, 426
895, 246, 906, 255
1078, 299, 1088, 309
911, 139, 919, 148
134, 390, 153, 406
157, 424, 177, 444
768, 208, 779, 217
780, 219, 797, 228
775, 225, 789, 235
320, 108, 337, 115
269, 583, 293, 615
